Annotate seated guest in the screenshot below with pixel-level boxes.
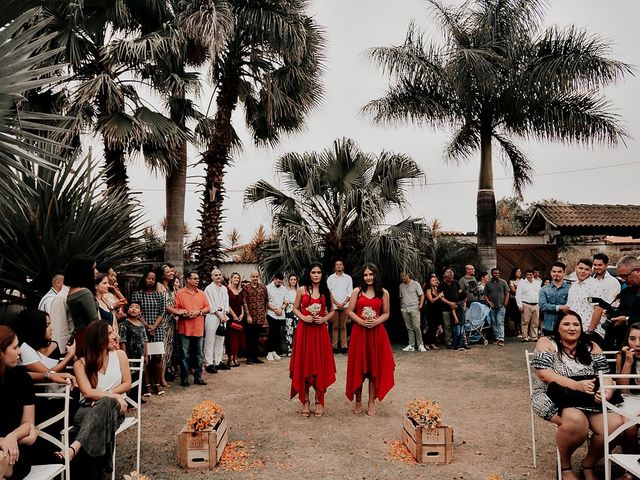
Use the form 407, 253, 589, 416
62, 321, 131, 479
614, 323, 640, 480
13, 310, 76, 387
0, 325, 37, 480
531, 311, 623, 480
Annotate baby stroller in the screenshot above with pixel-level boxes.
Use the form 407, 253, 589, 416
464, 301, 490, 345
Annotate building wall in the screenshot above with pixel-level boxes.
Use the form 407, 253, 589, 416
218, 262, 259, 282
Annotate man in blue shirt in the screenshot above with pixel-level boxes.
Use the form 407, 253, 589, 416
539, 261, 571, 336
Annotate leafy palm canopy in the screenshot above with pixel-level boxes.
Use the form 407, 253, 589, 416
363, 0, 631, 271
245, 138, 432, 282
0, 7, 73, 221
197, 0, 325, 278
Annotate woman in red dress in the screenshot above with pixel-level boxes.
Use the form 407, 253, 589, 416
346, 262, 395, 415
290, 262, 336, 417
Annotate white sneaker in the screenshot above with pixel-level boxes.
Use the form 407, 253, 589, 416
418, 345, 427, 352
266, 352, 275, 361
273, 352, 282, 361
402, 345, 415, 352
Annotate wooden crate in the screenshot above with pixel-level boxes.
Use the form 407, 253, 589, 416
401, 416, 453, 464
178, 414, 229, 469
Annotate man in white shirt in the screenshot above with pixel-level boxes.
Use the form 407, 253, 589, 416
38, 272, 65, 313
204, 268, 230, 373
49, 286, 71, 347
399, 271, 425, 352
327, 259, 353, 353
515, 269, 541, 341
566, 258, 606, 347
266, 273, 287, 361
593, 253, 621, 306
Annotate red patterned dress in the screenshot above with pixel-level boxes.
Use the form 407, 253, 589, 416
345, 291, 395, 401
289, 292, 336, 406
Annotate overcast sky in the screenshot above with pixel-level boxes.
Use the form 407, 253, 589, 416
126, 0, 640, 245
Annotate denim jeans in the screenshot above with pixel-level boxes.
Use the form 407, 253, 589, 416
490, 306, 506, 341
178, 334, 203, 382
452, 323, 464, 349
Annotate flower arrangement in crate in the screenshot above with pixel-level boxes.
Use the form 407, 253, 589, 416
187, 400, 224, 432
123, 472, 150, 480
405, 399, 442, 429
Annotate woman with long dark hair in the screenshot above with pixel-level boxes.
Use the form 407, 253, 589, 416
531, 311, 623, 480
508, 267, 523, 338
290, 262, 336, 418
65, 321, 131, 479
13, 310, 76, 387
66, 254, 99, 356
345, 263, 395, 416
131, 270, 166, 395
0, 325, 37, 480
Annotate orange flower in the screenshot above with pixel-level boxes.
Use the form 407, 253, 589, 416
405, 398, 442, 429
187, 400, 224, 431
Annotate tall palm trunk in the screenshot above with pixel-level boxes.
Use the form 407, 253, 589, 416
476, 126, 496, 272
164, 140, 187, 275
197, 72, 239, 282
103, 143, 129, 192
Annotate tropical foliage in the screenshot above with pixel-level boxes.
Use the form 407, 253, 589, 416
245, 138, 431, 282
364, 0, 631, 271
196, 0, 325, 279
0, 155, 146, 303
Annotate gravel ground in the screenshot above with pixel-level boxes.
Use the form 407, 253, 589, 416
114, 339, 571, 480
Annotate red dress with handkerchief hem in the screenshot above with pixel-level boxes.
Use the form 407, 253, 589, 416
289, 293, 336, 406
345, 292, 395, 401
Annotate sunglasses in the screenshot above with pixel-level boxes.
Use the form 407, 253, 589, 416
618, 268, 640, 281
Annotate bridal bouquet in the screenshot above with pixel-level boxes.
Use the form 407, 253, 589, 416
307, 303, 321, 316
361, 306, 377, 321
405, 399, 442, 429
187, 400, 224, 432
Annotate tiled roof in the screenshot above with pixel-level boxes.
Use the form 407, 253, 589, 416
535, 203, 640, 228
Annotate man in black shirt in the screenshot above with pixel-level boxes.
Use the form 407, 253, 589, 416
608, 256, 640, 349
438, 269, 465, 349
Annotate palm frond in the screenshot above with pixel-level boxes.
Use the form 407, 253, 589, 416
529, 26, 633, 92
492, 132, 533, 196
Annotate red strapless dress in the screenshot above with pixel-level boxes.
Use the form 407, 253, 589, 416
289, 294, 336, 405
345, 294, 395, 401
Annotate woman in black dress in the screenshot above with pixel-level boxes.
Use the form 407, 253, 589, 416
0, 325, 37, 480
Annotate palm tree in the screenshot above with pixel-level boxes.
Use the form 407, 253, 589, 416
196, 0, 325, 280
245, 138, 432, 282
142, 0, 231, 274
363, 0, 631, 271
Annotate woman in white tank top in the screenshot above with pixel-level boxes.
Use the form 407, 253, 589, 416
57, 321, 131, 478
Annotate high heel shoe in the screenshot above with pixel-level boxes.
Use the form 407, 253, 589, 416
301, 401, 310, 418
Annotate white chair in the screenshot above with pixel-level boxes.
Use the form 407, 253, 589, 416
25, 383, 71, 480
525, 350, 562, 478
111, 357, 143, 480
599, 372, 640, 480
